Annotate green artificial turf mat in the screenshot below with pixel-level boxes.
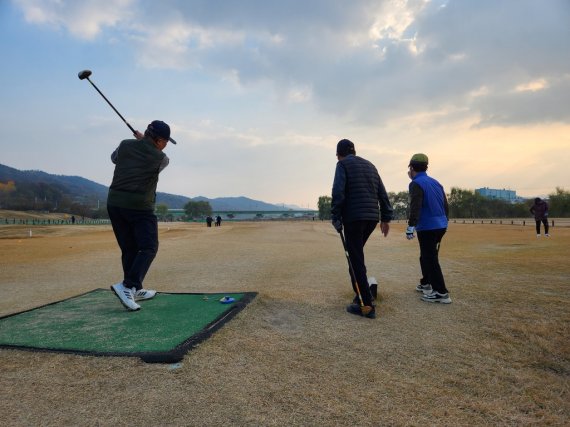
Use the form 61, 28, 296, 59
0, 289, 256, 363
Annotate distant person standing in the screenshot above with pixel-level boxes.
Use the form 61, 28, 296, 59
331, 139, 393, 319
108, 120, 177, 311
216, 215, 222, 227
206, 216, 213, 227
406, 153, 451, 304
530, 197, 549, 237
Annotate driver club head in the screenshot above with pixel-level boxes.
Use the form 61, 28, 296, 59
78, 70, 92, 80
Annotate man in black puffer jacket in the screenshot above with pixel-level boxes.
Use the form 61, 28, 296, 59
331, 139, 393, 318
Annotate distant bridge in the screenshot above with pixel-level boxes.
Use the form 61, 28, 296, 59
168, 209, 318, 220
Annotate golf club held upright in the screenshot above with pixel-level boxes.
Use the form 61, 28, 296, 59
78, 69, 136, 135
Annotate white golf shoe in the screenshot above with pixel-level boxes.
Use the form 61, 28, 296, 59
421, 290, 452, 304
111, 283, 140, 311
134, 289, 157, 301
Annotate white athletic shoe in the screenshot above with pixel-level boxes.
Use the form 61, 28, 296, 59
421, 290, 452, 304
111, 283, 140, 311
134, 289, 157, 301
416, 283, 432, 294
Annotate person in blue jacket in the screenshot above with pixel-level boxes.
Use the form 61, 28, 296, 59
406, 153, 451, 304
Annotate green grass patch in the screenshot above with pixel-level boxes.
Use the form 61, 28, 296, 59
0, 289, 256, 363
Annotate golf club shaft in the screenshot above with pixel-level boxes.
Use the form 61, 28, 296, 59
85, 78, 136, 135
339, 230, 365, 308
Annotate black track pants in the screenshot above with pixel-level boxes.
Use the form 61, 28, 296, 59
343, 220, 378, 306
535, 219, 549, 235
107, 205, 158, 291
417, 228, 447, 294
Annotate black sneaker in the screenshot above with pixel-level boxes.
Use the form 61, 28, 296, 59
346, 303, 376, 319
421, 291, 451, 304
352, 296, 376, 306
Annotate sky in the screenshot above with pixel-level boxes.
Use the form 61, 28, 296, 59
1, 0, 569, 209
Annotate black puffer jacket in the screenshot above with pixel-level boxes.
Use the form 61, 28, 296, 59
331, 155, 393, 223
530, 199, 549, 220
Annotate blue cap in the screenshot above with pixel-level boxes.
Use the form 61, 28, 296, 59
147, 120, 177, 144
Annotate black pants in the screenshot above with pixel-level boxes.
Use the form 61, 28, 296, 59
535, 219, 549, 235
107, 205, 158, 291
417, 228, 448, 294
343, 220, 377, 306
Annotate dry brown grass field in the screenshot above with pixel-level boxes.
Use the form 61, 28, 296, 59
0, 218, 568, 426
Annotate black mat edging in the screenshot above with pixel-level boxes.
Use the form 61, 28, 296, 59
0, 288, 103, 321
139, 291, 257, 363
0, 289, 258, 364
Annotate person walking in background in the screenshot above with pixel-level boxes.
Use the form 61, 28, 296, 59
216, 215, 222, 226
406, 153, 451, 304
331, 139, 393, 319
108, 120, 177, 311
530, 197, 550, 237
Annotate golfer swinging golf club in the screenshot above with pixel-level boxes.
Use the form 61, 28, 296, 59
108, 120, 177, 311
331, 139, 393, 319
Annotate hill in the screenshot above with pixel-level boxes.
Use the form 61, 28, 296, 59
0, 164, 303, 212
0, 164, 108, 203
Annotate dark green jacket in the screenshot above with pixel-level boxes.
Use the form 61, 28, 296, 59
107, 137, 168, 210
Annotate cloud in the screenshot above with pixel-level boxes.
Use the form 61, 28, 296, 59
514, 79, 549, 94
410, 0, 570, 127
473, 75, 570, 127
15, 0, 135, 39
13, 0, 570, 129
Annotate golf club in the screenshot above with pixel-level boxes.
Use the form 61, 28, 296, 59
77, 69, 136, 135
338, 229, 372, 315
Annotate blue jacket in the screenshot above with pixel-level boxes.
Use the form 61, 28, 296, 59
408, 172, 448, 231
331, 155, 393, 223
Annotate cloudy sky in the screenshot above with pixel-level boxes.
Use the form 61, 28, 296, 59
1, 0, 569, 208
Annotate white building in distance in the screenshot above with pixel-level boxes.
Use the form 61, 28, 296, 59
476, 187, 524, 203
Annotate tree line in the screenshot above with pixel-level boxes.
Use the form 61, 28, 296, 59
154, 200, 215, 221
0, 179, 217, 221
0, 180, 108, 218
4, 177, 568, 221
318, 187, 570, 220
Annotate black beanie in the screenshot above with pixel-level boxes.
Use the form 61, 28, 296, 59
336, 139, 355, 156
